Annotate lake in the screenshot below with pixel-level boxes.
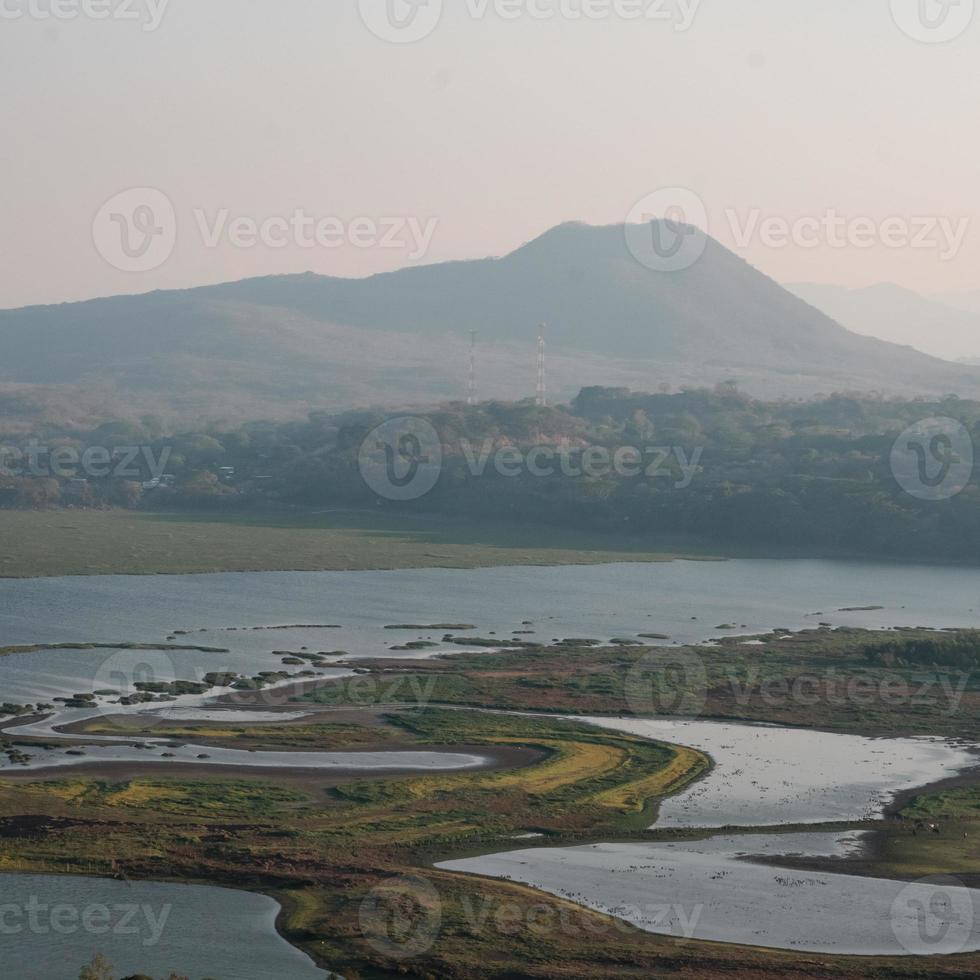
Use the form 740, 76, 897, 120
0, 874, 329, 979
439, 831, 980, 956
3, 558, 980, 706
579, 716, 977, 827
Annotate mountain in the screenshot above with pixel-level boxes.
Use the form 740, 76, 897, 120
3, 222, 980, 428
786, 282, 980, 363
934, 289, 980, 318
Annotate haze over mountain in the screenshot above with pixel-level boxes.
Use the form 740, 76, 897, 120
3, 222, 980, 428
934, 289, 980, 318
786, 282, 980, 364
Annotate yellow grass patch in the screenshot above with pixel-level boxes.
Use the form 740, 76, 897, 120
492, 739, 627, 794
592, 745, 710, 813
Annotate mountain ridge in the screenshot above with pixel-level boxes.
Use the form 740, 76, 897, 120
3, 222, 979, 427
786, 280, 980, 363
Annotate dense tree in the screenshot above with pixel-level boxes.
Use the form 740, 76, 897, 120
7, 386, 980, 562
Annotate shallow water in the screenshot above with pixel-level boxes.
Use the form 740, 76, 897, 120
579, 716, 977, 828
437, 716, 979, 957
3, 558, 980, 706
0, 873, 329, 979
1, 741, 488, 773
438, 832, 980, 956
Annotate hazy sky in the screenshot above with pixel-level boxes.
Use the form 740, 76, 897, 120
1, 0, 978, 309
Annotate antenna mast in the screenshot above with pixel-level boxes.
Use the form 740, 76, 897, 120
535, 324, 548, 407
467, 330, 477, 406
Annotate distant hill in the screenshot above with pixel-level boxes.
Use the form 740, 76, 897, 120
934, 288, 980, 317
3, 222, 980, 428
786, 282, 980, 363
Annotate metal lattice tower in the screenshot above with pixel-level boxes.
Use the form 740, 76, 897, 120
535, 324, 548, 407
467, 330, 477, 405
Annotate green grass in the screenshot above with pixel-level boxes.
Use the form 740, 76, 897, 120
0, 508, 720, 578
901, 787, 980, 821
290, 627, 980, 741
29, 777, 309, 816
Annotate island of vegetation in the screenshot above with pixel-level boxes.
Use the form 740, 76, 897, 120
0, 625, 977, 977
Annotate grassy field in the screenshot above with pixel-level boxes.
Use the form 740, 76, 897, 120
0, 508, 725, 578
293, 627, 980, 740
1, 707, 977, 979
0, 710, 713, 977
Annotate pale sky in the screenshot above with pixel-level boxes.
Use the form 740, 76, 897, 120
1, 0, 978, 309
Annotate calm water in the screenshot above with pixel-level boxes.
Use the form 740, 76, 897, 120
3, 558, 980, 704
580, 717, 977, 828
0, 874, 328, 979
440, 832, 980, 956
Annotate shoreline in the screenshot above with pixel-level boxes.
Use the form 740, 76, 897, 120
6, 508, 980, 580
